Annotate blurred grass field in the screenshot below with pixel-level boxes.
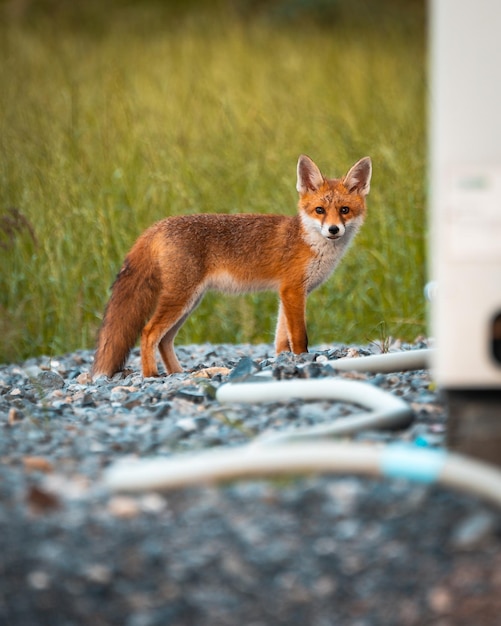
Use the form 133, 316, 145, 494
0, 0, 426, 364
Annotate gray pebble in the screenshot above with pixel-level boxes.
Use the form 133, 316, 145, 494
37, 370, 65, 390
451, 511, 498, 550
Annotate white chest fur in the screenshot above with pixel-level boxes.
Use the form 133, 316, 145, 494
300, 214, 362, 293
305, 239, 345, 292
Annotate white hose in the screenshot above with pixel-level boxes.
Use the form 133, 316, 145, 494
327, 348, 433, 373
103, 442, 501, 508
104, 443, 384, 492
217, 378, 413, 444
254, 348, 433, 376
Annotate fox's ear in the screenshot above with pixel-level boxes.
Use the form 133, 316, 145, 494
343, 157, 372, 197
297, 155, 324, 194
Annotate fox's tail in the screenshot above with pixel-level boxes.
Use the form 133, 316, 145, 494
92, 246, 159, 378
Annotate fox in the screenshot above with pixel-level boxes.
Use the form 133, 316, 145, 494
92, 155, 371, 378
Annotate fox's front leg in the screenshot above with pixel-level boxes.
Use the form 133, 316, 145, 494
275, 303, 291, 353
276, 286, 308, 354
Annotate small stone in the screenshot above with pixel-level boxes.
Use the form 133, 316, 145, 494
108, 495, 140, 519
451, 511, 497, 550
371, 374, 387, 386
23, 456, 54, 473
175, 386, 206, 403
26, 485, 61, 514
112, 385, 138, 394
23, 365, 42, 378
193, 366, 231, 379
37, 371, 65, 391
177, 417, 197, 432
301, 362, 324, 378
80, 392, 96, 407
76, 372, 92, 385
153, 402, 171, 419
272, 352, 300, 379
157, 423, 185, 444
27, 570, 51, 590
228, 357, 257, 381
8, 407, 24, 425
93, 375, 110, 385
84, 564, 112, 584
139, 493, 168, 514
110, 388, 129, 402
346, 348, 360, 358
427, 587, 453, 614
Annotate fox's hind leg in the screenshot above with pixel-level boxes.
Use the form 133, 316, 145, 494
157, 326, 184, 374
140, 294, 194, 377
157, 295, 203, 374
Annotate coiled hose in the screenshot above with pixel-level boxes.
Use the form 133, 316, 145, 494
104, 348, 501, 508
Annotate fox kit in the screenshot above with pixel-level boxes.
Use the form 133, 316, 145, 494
92, 155, 371, 378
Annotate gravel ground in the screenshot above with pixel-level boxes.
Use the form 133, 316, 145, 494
1, 341, 501, 626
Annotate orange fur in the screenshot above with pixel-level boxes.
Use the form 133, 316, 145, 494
92, 155, 371, 377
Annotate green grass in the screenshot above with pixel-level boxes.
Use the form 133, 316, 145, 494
0, 0, 426, 364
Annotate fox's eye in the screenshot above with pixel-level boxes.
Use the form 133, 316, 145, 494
340, 206, 350, 215
315, 207, 325, 215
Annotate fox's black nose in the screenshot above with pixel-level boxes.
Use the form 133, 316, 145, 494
328, 225, 340, 235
